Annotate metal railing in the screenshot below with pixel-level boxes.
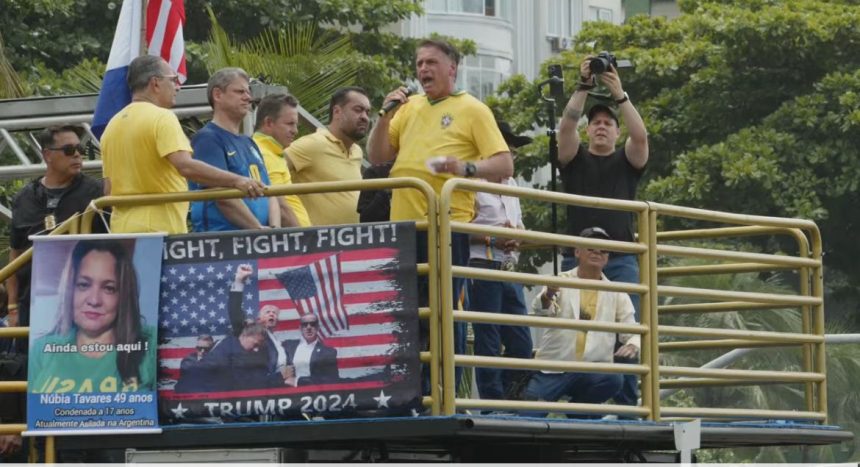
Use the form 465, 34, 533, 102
437, 178, 828, 422
438, 178, 656, 418
651, 204, 825, 421
0, 178, 437, 461
79, 177, 442, 414
0, 176, 830, 461
0, 213, 84, 463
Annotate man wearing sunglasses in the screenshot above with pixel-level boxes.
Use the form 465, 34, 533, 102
7, 125, 105, 330
173, 334, 214, 393
282, 314, 338, 387
523, 227, 639, 417
184, 324, 273, 392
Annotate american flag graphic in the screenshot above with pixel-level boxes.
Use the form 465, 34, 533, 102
276, 254, 349, 337
158, 260, 257, 339
158, 248, 407, 390
146, 0, 188, 82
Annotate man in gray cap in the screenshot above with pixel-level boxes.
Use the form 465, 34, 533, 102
523, 226, 639, 417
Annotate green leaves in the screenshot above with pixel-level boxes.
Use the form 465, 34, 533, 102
492, 0, 860, 318
203, 10, 361, 122
0, 31, 27, 98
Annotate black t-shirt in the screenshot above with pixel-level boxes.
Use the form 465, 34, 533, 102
559, 145, 644, 244
9, 174, 106, 327
357, 163, 393, 223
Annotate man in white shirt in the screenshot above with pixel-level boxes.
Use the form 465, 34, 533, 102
283, 314, 339, 386
468, 121, 534, 402
525, 227, 639, 417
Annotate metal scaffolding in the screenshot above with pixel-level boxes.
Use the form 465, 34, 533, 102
0, 82, 324, 221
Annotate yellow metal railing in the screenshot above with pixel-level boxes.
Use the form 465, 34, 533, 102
651, 203, 825, 421
438, 179, 827, 423
81, 177, 442, 414
438, 178, 656, 418
0, 175, 830, 461
0, 178, 438, 462
0, 213, 83, 463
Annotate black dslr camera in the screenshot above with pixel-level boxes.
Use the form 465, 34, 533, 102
589, 51, 618, 75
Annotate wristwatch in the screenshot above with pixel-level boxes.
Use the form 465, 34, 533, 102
615, 92, 630, 105
464, 162, 477, 177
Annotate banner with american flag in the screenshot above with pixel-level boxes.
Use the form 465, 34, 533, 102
157, 223, 420, 420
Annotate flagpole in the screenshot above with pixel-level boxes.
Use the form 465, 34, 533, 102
140, 0, 148, 55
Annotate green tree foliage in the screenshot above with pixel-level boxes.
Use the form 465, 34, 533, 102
0, 0, 118, 75
490, 0, 860, 313
204, 11, 361, 120
0, 0, 428, 102
183, 0, 426, 97
185, 0, 423, 41
0, 32, 27, 98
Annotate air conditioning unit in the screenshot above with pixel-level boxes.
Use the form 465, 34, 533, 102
550, 36, 571, 52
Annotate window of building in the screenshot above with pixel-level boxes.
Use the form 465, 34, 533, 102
547, 0, 574, 37
589, 6, 614, 22
456, 54, 512, 101
461, 0, 484, 14
425, 0, 446, 11
426, 0, 509, 18
426, 0, 445, 11
486, 0, 497, 16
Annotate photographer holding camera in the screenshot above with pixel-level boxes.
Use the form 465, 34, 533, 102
555, 53, 649, 411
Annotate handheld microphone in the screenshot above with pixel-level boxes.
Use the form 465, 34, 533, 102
379, 82, 420, 116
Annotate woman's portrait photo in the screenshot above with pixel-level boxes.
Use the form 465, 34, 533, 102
28, 236, 162, 394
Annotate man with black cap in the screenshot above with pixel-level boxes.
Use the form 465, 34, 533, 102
523, 226, 639, 416
467, 120, 534, 404
555, 55, 648, 408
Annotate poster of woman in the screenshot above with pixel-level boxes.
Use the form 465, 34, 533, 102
25, 234, 163, 435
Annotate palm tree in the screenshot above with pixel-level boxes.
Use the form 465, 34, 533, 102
0, 32, 27, 98
203, 6, 360, 122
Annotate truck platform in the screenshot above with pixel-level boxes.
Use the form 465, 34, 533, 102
56, 415, 854, 463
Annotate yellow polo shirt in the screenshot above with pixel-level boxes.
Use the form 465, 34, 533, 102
252, 132, 312, 227
286, 128, 363, 225
388, 92, 508, 222
101, 102, 192, 234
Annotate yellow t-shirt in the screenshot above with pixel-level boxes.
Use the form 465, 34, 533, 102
388, 92, 508, 222
252, 132, 312, 227
100, 101, 192, 234
286, 128, 363, 226
576, 290, 598, 360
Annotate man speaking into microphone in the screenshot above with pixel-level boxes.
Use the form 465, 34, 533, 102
367, 39, 513, 386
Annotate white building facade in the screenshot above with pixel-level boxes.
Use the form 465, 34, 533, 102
387, 0, 625, 100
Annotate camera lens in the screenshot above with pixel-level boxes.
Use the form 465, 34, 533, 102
589, 56, 610, 75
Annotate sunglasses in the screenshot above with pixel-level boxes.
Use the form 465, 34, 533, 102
300, 321, 319, 328
46, 144, 84, 156
587, 248, 609, 255
196, 346, 212, 352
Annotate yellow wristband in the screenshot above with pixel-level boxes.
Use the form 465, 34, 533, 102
7, 304, 18, 311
